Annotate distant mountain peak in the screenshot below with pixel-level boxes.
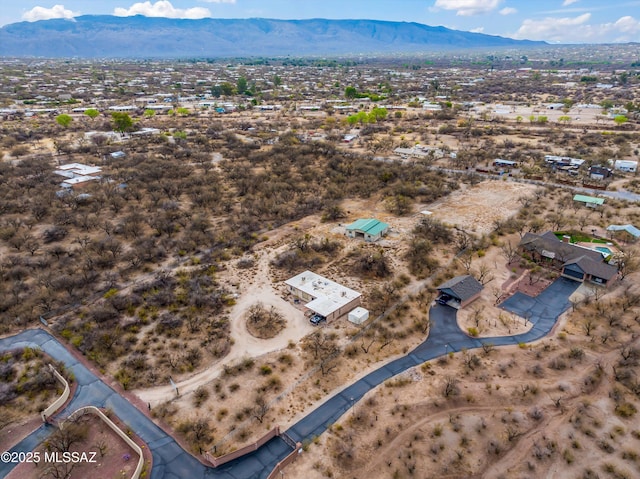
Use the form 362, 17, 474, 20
0, 16, 545, 58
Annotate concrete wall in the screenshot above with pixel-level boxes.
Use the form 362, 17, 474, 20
41, 364, 70, 422
206, 426, 280, 467
266, 442, 303, 479
67, 406, 145, 479
326, 296, 361, 322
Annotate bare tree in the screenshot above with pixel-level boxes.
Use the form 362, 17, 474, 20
474, 264, 494, 285
252, 395, 270, 423
582, 318, 597, 337
443, 376, 459, 398
501, 241, 519, 265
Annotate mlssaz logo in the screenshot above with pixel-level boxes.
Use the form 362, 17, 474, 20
44, 451, 98, 463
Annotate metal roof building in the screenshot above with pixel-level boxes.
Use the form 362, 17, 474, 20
607, 224, 640, 239
346, 218, 390, 242
573, 194, 604, 207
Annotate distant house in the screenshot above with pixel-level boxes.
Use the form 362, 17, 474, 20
436, 275, 483, 309
55, 163, 102, 190
494, 159, 518, 168
573, 194, 604, 208
589, 166, 613, 180
345, 218, 390, 242
607, 224, 640, 241
519, 232, 618, 286
285, 271, 361, 322
545, 155, 585, 169
611, 160, 638, 173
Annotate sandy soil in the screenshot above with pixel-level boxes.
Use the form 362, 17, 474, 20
8, 414, 138, 479
428, 181, 538, 235
134, 245, 314, 405
456, 239, 534, 337
286, 327, 640, 479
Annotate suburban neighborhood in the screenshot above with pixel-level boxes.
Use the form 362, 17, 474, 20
0, 33, 640, 479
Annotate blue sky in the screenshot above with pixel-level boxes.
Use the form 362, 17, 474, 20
3, 0, 640, 43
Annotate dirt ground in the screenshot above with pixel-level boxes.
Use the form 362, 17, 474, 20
285, 304, 640, 479
427, 181, 538, 236
8, 413, 138, 479
456, 238, 534, 338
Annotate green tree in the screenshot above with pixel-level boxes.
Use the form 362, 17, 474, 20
175, 107, 190, 116
211, 85, 222, 98
272, 74, 282, 87
558, 115, 571, 125
619, 72, 629, 85
614, 115, 628, 126
219, 82, 236, 96
84, 108, 99, 120
368, 107, 388, 122
111, 112, 133, 134
144, 109, 155, 118
236, 76, 248, 95
55, 114, 72, 128
344, 86, 358, 99
600, 99, 614, 110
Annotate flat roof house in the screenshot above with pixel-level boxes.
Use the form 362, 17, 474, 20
55, 163, 102, 189
285, 271, 361, 322
436, 275, 483, 309
346, 219, 390, 242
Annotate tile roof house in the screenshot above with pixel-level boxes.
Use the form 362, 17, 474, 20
436, 275, 483, 309
519, 232, 618, 286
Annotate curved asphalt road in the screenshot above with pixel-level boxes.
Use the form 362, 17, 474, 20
0, 278, 579, 479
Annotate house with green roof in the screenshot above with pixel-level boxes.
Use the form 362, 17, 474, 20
573, 194, 604, 208
345, 218, 390, 242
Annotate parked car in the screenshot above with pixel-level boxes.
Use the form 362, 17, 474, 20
310, 314, 326, 325
437, 294, 451, 305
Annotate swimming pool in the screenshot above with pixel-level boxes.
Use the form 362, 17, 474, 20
595, 246, 614, 256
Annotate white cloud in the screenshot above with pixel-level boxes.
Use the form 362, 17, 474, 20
114, 1, 211, 19
433, 0, 503, 16
514, 13, 640, 42
22, 4, 78, 22
562, 0, 579, 6
612, 15, 640, 34
514, 13, 591, 41
470, 27, 485, 32
499, 7, 517, 15
200, 0, 236, 3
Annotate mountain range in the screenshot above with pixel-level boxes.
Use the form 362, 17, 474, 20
0, 16, 545, 58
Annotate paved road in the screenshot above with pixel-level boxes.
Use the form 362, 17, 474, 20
0, 278, 579, 479
427, 165, 640, 203
288, 278, 579, 443
0, 330, 291, 479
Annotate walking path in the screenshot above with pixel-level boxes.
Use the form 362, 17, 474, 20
0, 278, 579, 479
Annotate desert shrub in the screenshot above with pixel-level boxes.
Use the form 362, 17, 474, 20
193, 385, 210, 407
615, 403, 637, 418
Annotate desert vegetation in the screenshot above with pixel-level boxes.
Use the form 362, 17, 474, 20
1, 49, 640, 476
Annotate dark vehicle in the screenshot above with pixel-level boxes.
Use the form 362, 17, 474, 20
437, 295, 451, 305
310, 314, 326, 325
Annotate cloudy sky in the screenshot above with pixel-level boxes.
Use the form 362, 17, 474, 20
3, 0, 640, 43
